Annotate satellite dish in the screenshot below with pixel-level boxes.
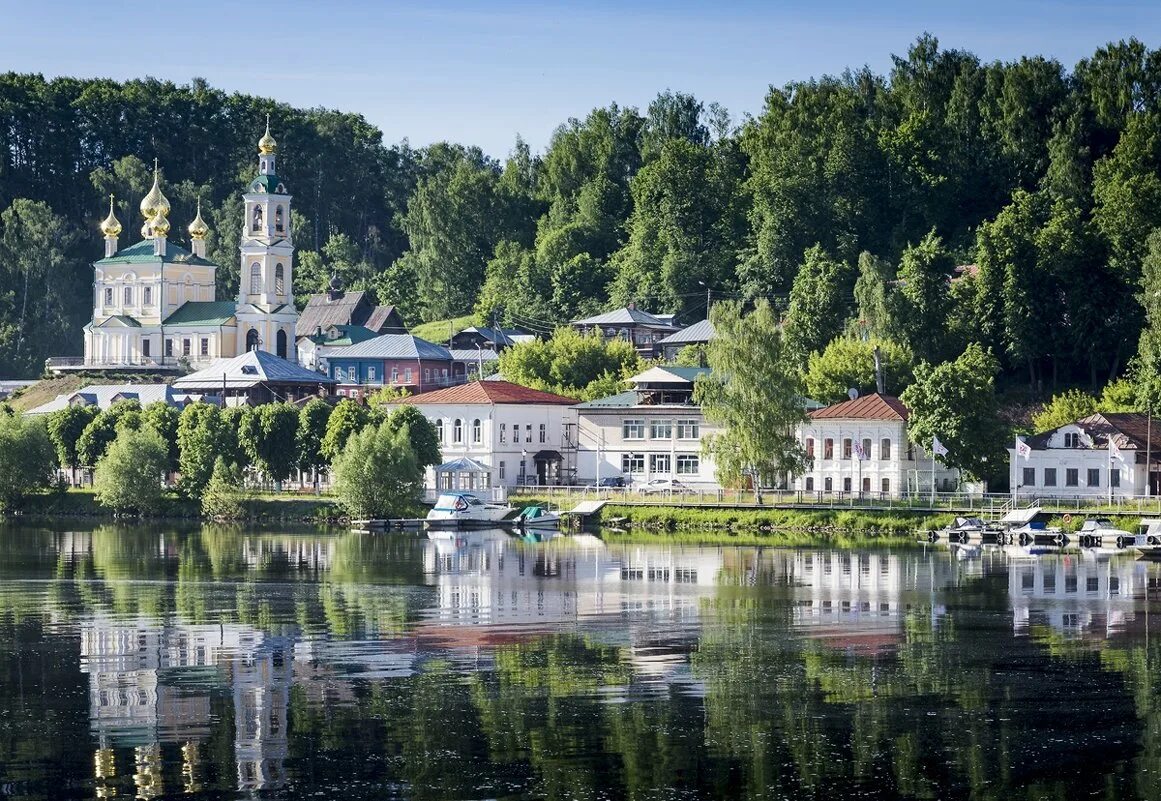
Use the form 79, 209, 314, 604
847, 388, 859, 400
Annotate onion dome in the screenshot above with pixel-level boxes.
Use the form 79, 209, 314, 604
151, 208, 171, 237
99, 194, 122, 237
139, 160, 170, 220
258, 114, 278, 155
188, 198, 209, 240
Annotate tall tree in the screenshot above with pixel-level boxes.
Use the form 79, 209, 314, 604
782, 245, 854, 361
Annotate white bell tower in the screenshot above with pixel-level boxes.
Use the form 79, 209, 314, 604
235, 116, 299, 361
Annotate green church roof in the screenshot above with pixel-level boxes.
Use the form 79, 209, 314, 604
96, 239, 218, 267
162, 301, 237, 326
248, 174, 289, 194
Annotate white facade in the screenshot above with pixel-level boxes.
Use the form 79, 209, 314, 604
575, 367, 719, 488
1008, 417, 1149, 498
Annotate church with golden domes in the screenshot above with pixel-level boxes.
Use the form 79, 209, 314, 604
78, 120, 299, 371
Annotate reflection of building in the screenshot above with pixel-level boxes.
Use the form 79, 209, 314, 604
1008, 556, 1148, 636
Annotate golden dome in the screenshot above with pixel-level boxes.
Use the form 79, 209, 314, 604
258, 114, 277, 155
151, 208, 171, 237
139, 160, 170, 220
188, 198, 209, 240
100, 194, 122, 237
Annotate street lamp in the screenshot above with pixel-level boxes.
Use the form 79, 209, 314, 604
697, 280, 712, 315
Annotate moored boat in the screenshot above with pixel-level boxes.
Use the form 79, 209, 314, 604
426, 492, 521, 527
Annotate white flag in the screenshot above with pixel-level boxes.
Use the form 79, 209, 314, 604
853, 440, 866, 460
932, 436, 948, 458
1015, 437, 1032, 461
1110, 437, 1122, 462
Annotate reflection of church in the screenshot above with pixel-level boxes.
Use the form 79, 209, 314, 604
78, 120, 298, 371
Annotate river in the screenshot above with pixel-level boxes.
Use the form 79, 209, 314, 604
0, 523, 1157, 800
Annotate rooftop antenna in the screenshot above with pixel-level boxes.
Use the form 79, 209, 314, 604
872, 345, 885, 395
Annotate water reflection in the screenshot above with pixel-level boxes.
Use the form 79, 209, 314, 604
3, 525, 1161, 799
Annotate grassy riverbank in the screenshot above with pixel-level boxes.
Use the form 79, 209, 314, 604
12, 488, 341, 524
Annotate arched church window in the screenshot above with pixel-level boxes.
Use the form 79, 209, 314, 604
276, 329, 287, 359
246, 328, 259, 352
275, 206, 284, 233
252, 206, 263, 232
250, 263, 262, 295
275, 263, 285, 295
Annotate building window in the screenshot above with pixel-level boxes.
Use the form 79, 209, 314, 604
1043, 468, 1057, 487
499, 423, 506, 444
824, 477, 833, 492
143, 286, 152, 305
513, 425, 520, 443
806, 438, 815, 459
881, 478, 890, 494
651, 454, 671, 474
123, 286, 132, 305
675, 454, 699, 475
1064, 432, 1081, 448
862, 477, 871, 493
526, 424, 532, 442
250, 262, 262, 294
404, 368, 413, 383
842, 438, 852, 460
621, 453, 645, 474
104, 287, 113, 306
650, 420, 672, 439
142, 339, 151, 358
677, 419, 700, 439
1087, 468, 1100, 487
1065, 468, 1079, 487
453, 419, 463, 444
1111, 469, 1121, 488
424, 368, 431, 383
805, 476, 814, 491
539, 423, 546, 443
390, 367, 399, 383
200, 338, 209, 357
368, 366, 377, 382
881, 438, 891, 460
275, 263, 285, 295
348, 367, 356, 382
1022, 467, 1035, 487
179, 338, 189, 357
843, 476, 852, 492
623, 419, 645, 440
472, 419, 482, 444
499, 461, 505, 480
252, 206, 262, 232
165, 339, 173, 357
275, 206, 285, 233
824, 438, 834, 460
862, 438, 872, 460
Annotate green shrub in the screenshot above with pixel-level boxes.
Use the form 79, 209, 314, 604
93, 428, 169, 514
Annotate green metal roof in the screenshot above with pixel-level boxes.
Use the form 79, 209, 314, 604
96, 239, 219, 267
248, 174, 289, 194
162, 301, 237, 326
307, 324, 378, 347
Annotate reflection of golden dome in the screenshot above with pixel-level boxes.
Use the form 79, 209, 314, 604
139, 160, 170, 219
188, 198, 209, 240
100, 194, 122, 237
258, 114, 277, 155
151, 208, 171, 237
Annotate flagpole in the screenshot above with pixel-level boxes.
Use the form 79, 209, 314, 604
931, 442, 936, 505
1013, 437, 1017, 508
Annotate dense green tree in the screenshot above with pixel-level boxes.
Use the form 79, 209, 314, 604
1031, 389, 1099, 432
694, 300, 807, 495
140, 401, 180, 471
497, 327, 641, 400
894, 231, 953, 364
321, 399, 371, 461
177, 402, 235, 498
237, 403, 299, 483
783, 245, 855, 361
852, 252, 897, 339
45, 404, 97, 483
383, 405, 441, 468
93, 427, 169, 514
201, 457, 247, 520
332, 422, 423, 519
804, 338, 915, 404
296, 398, 332, 478
900, 343, 1006, 480
76, 400, 141, 467
0, 413, 55, 510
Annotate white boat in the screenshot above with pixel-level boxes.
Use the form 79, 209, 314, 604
1132, 518, 1161, 558
1076, 518, 1138, 549
931, 516, 996, 543
999, 507, 1067, 546
514, 505, 563, 530
426, 492, 520, 526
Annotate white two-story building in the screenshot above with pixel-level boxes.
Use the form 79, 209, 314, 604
794, 393, 959, 498
575, 366, 720, 488
390, 380, 579, 491
1010, 413, 1161, 498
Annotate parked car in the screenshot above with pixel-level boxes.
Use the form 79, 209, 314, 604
598, 476, 625, 487
635, 479, 691, 495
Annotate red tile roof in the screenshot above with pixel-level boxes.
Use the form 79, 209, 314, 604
809, 393, 910, 421
400, 380, 578, 406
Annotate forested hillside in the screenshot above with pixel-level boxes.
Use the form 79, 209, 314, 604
3, 34, 1161, 392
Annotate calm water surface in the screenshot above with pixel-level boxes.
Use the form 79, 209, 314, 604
0, 524, 1158, 800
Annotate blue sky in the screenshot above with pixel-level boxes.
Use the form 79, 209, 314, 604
2, 0, 1159, 158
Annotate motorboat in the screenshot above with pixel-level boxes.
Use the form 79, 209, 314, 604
426, 493, 521, 527
1075, 518, 1137, 549
514, 505, 563, 530
1132, 518, 1161, 559
997, 507, 1068, 546
929, 516, 997, 543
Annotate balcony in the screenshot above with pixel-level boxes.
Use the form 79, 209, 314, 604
46, 356, 181, 374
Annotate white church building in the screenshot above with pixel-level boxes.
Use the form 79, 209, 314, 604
65, 120, 298, 372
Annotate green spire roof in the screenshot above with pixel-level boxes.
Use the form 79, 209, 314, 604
96, 239, 218, 267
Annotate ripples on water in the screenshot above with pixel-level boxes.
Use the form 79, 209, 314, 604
0, 525, 1159, 800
